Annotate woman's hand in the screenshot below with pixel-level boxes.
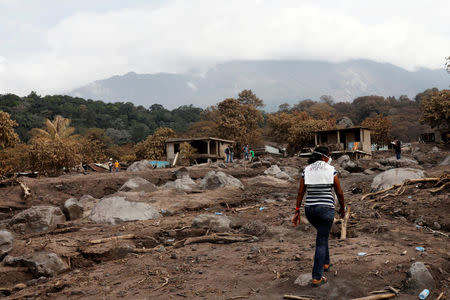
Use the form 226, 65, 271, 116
292, 211, 301, 226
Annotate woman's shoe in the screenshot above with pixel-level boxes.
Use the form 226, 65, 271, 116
311, 276, 327, 287
324, 264, 332, 272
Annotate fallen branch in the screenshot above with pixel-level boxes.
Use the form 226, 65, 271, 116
234, 205, 259, 212
436, 292, 444, 300
152, 277, 169, 292
226, 296, 249, 300
18, 179, 31, 200
361, 176, 449, 201
184, 233, 257, 246
350, 293, 396, 300
283, 295, 315, 300
422, 226, 449, 238
387, 286, 399, 295
341, 204, 351, 240
430, 182, 450, 193
89, 234, 135, 244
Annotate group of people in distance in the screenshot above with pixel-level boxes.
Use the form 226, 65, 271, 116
108, 158, 120, 172
224, 144, 255, 163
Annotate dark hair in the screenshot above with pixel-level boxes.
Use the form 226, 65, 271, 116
308, 146, 330, 164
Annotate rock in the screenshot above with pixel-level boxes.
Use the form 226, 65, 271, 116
200, 171, 244, 190
192, 214, 231, 232
27, 276, 49, 286
0, 212, 9, 220
380, 157, 419, 168
119, 177, 156, 193
0, 230, 13, 260
9, 206, 66, 233
4, 252, 69, 277
431, 146, 440, 153
164, 174, 198, 191
251, 161, 262, 168
78, 195, 99, 218
127, 160, 151, 172
218, 162, 227, 169
80, 241, 134, 262
13, 283, 26, 290
440, 155, 450, 166
363, 169, 375, 175
240, 220, 267, 236
264, 165, 282, 176
294, 273, 313, 287
63, 198, 83, 221
89, 196, 160, 225
337, 155, 350, 165
174, 167, 189, 179
405, 262, 435, 293
371, 168, 426, 191
261, 160, 271, 168
280, 166, 300, 178
275, 171, 291, 180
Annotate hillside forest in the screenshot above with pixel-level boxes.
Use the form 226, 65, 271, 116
0, 88, 449, 176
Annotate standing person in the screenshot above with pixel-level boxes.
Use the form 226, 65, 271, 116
108, 158, 113, 173
250, 149, 255, 162
114, 160, 120, 172
243, 145, 249, 160
230, 145, 234, 163
225, 146, 230, 163
391, 138, 401, 160
292, 147, 345, 287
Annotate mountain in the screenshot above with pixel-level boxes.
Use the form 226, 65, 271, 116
69, 59, 449, 110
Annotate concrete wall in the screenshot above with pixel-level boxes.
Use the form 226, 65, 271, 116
362, 129, 372, 153
166, 143, 175, 160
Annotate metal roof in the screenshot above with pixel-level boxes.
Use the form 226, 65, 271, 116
314, 126, 371, 133
165, 137, 235, 143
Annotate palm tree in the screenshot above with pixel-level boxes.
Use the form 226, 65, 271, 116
31, 115, 76, 140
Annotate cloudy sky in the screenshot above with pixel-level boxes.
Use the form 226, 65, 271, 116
1, 0, 449, 96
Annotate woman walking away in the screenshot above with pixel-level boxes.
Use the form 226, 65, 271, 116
292, 146, 345, 287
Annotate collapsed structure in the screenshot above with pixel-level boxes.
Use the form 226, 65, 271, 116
165, 137, 234, 163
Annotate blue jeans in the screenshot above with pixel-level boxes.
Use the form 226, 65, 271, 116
305, 205, 335, 280
396, 151, 401, 160
226, 153, 230, 163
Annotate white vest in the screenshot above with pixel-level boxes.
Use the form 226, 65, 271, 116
304, 161, 335, 185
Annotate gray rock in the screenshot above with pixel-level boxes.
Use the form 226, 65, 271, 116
405, 262, 435, 293
78, 195, 99, 218
280, 166, 300, 178
264, 165, 282, 176
337, 155, 351, 166
192, 214, 231, 232
294, 273, 313, 287
251, 161, 262, 168
0, 230, 13, 260
200, 171, 244, 190
4, 252, 69, 277
240, 220, 267, 236
218, 162, 227, 169
371, 168, 426, 191
430, 146, 440, 153
164, 175, 199, 191
174, 167, 189, 179
127, 160, 151, 172
119, 177, 156, 193
261, 160, 271, 168
363, 169, 375, 175
9, 206, 66, 233
440, 155, 450, 166
380, 157, 419, 168
63, 198, 83, 221
89, 196, 160, 225
274, 171, 291, 180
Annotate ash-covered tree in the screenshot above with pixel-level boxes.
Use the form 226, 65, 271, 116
419, 89, 450, 129
362, 114, 392, 146
135, 127, 176, 160
29, 116, 82, 175
179, 142, 197, 165
0, 111, 20, 149
79, 128, 111, 163
216, 92, 264, 151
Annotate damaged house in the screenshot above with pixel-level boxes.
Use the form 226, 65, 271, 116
165, 137, 234, 164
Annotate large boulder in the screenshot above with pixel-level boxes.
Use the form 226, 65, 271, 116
192, 214, 231, 232
380, 157, 419, 168
119, 177, 156, 193
264, 165, 292, 180
200, 171, 244, 190
405, 262, 435, 294
78, 195, 99, 218
89, 196, 160, 225
9, 206, 66, 233
280, 166, 300, 178
4, 252, 69, 277
164, 175, 199, 191
337, 155, 363, 172
0, 230, 13, 260
63, 198, 83, 221
127, 160, 151, 172
371, 168, 426, 191
440, 155, 450, 166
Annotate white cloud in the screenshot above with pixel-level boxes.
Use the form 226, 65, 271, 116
0, 0, 449, 96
